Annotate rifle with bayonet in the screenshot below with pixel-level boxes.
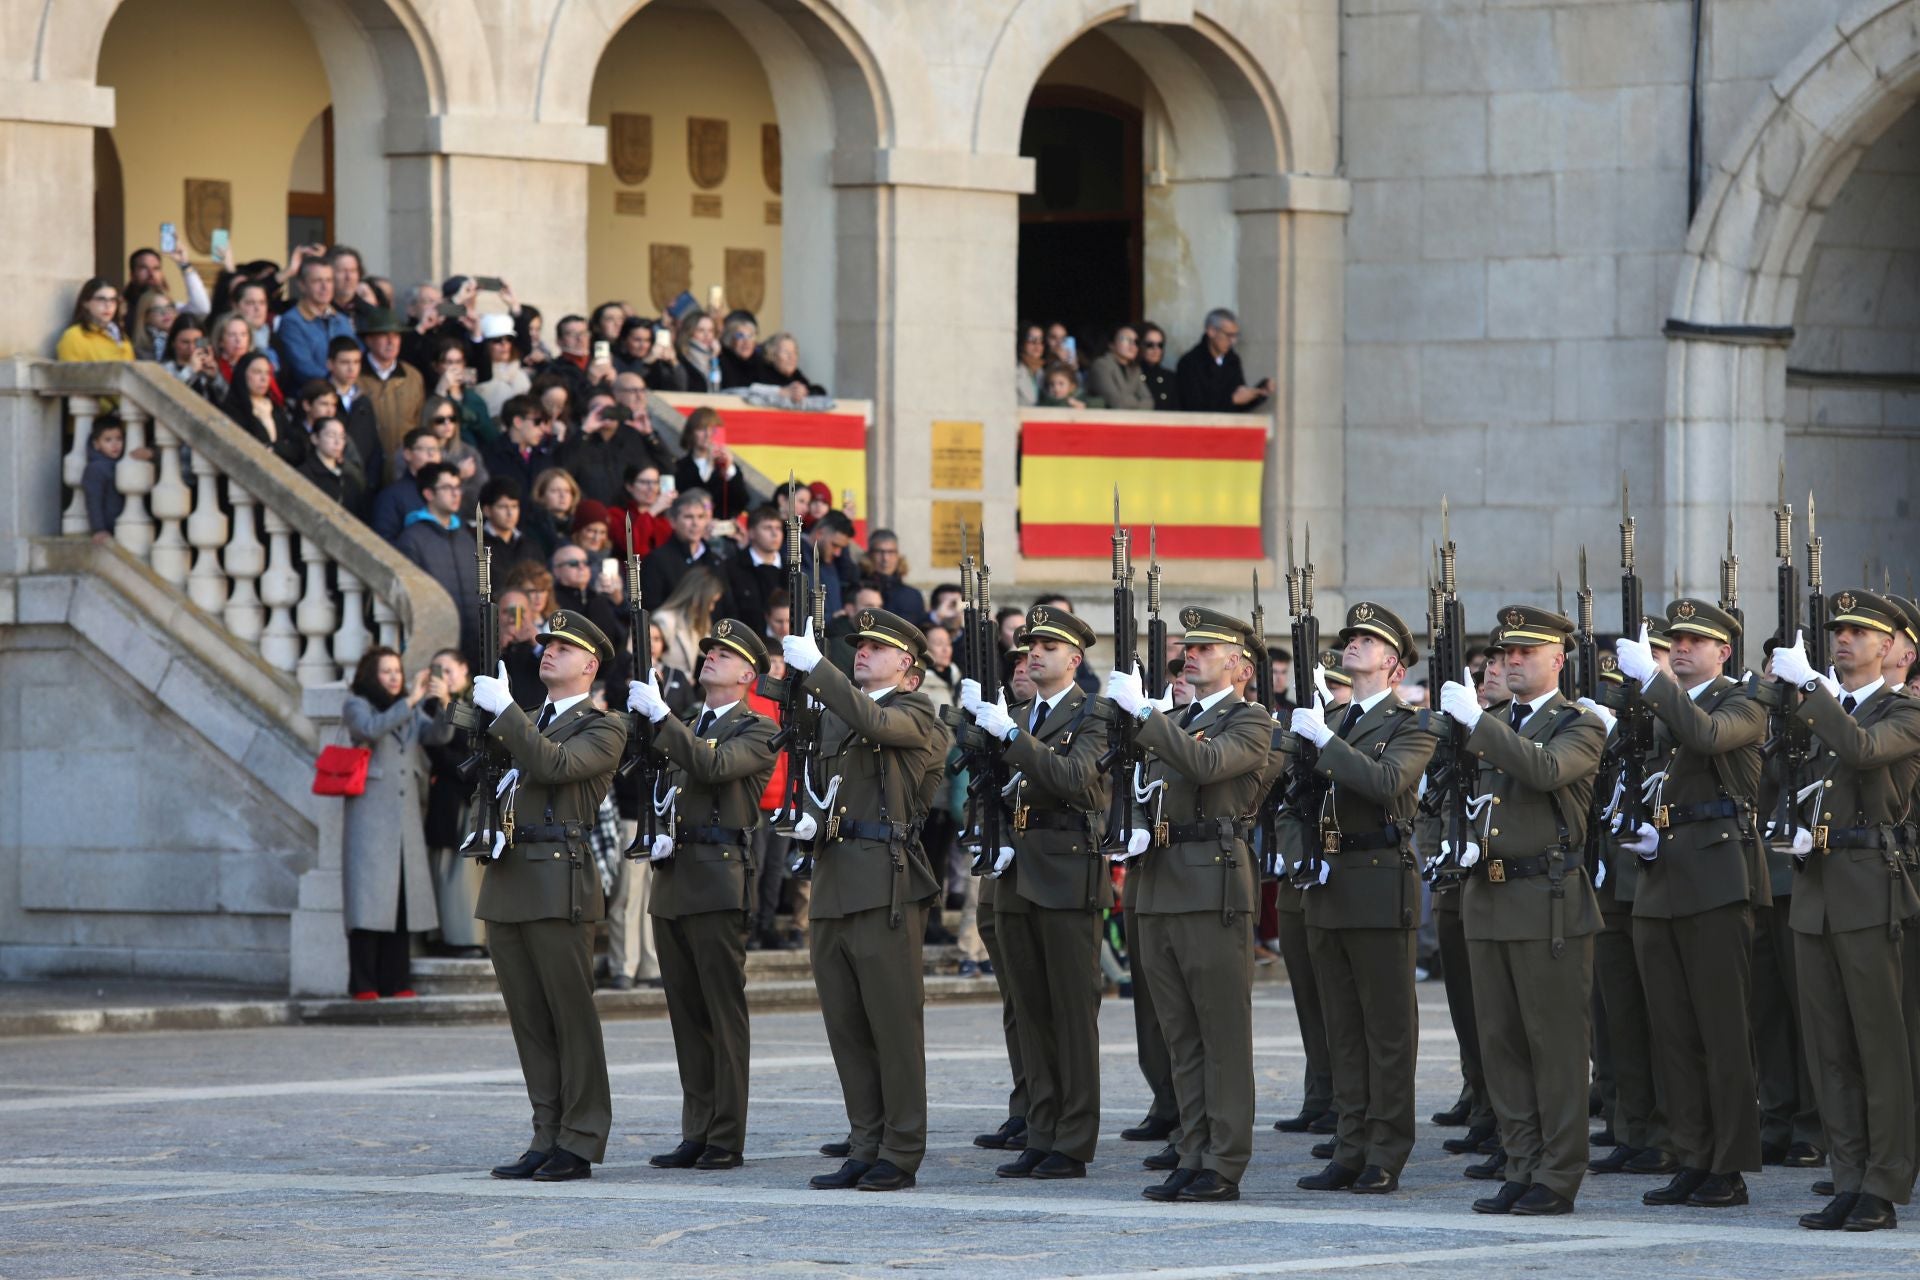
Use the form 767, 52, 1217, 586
1251, 570, 1284, 879
1751, 468, 1824, 850
1282, 529, 1333, 889
1419, 498, 1476, 887
455, 520, 513, 861
620, 517, 668, 857
1602, 476, 1657, 833
1576, 548, 1618, 882
757, 474, 827, 878
1722, 515, 1745, 678
1097, 492, 1156, 852
1557, 573, 1576, 699
943, 525, 1007, 876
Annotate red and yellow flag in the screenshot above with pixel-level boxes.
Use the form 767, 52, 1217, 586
661, 396, 868, 537
1019, 414, 1268, 558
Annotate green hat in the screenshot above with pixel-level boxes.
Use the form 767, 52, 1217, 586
1018, 605, 1097, 651
1318, 649, 1351, 689
1177, 605, 1257, 658
849, 607, 928, 662
699, 617, 770, 674
1664, 597, 1740, 644
1644, 615, 1673, 651
1337, 600, 1418, 666
1889, 595, 1920, 648
358, 307, 407, 336
1492, 604, 1575, 649
1826, 588, 1902, 637
537, 609, 613, 663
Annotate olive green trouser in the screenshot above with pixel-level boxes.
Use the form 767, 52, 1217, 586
812, 902, 930, 1173
488, 917, 611, 1163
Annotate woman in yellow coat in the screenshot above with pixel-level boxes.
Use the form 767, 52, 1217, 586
55, 278, 136, 363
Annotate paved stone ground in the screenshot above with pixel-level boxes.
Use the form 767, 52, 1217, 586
0, 987, 1914, 1278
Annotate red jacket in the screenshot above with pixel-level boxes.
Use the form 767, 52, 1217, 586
748, 688, 788, 811
607, 503, 673, 560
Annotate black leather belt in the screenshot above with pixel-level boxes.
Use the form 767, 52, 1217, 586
1337, 827, 1403, 853
1654, 798, 1744, 827
512, 821, 587, 844
1014, 809, 1091, 833
1815, 825, 1894, 852
831, 818, 902, 843
1166, 819, 1251, 844
679, 824, 751, 846
1481, 852, 1568, 883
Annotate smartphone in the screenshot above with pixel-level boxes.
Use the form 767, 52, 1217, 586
706, 285, 725, 313
654, 325, 673, 349
194, 337, 210, 352
209, 228, 228, 260
592, 340, 611, 366
659, 474, 677, 497
598, 558, 621, 594
842, 487, 855, 507
159, 223, 178, 254
474, 275, 504, 292
435, 300, 465, 319
710, 420, 728, 451
1063, 335, 1077, 360
603, 403, 633, 424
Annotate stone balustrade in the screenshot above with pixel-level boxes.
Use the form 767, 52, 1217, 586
35, 361, 458, 689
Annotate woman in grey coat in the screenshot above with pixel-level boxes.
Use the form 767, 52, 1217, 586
342, 645, 455, 998
1085, 325, 1157, 412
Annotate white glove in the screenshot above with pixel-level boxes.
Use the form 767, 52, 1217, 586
1789, 826, 1814, 856
1441, 838, 1481, 868
649, 833, 675, 862
972, 693, 1016, 740
1621, 821, 1660, 859
1614, 623, 1656, 685
1105, 663, 1148, 716
790, 813, 819, 842
1290, 702, 1332, 749
959, 678, 983, 713
471, 661, 513, 715
1111, 829, 1152, 862
991, 846, 1015, 877
1577, 696, 1617, 735
1769, 629, 1816, 688
1311, 661, 1332, 706
1593, 860, 1608, 890
1292, 859, 1331, 889
782, 618, 822, 673
1149, 684, 1175, 714
494, 767, 520, 799
627, 673, 670, 723
1439, 668, 1483, 730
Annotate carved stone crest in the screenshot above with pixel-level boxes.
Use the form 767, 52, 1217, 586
649, 244, 691, 313
183, 178, 231, 255
725, 248, 765, 314
688, 118, 729, 189
610, 113, 652, 185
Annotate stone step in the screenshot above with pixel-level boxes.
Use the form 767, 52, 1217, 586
295, 974, 1002, 1025
410, 944, 968, 996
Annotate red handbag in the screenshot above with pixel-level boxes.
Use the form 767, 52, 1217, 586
312, 744, 372, 797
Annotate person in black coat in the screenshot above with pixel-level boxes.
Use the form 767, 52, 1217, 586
391, 463, 483, 667
222, 352, 306, 468
548, 544, 628, 652
419, 648, 487, 956
556, 395, 660, 506
1139, 322, 1180, 411
299, 418, 369, 516
1173, 308, 1272, 414
671, 407, 753, 521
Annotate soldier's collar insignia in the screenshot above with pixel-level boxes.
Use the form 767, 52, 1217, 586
1181, 607, 1202, 629
1676, 600, 1697, 618
1354, 602, 1374, 622
858, 610, 876, 630
1836, 591, 1857, 612
1503, 608, 1525, 628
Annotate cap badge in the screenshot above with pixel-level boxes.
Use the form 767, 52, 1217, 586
858, 610, 876, 630
1836, 592, 1857, 613
1182, 607, 1202, 629
1030, 607, 1050, 626
1503, 608, 1525, 628
716, 619, 733, 638
1354, 602, 1375, 623
1676, 600, 1697, 619
551, 611, 570, 630
1599, 651, 1618, 673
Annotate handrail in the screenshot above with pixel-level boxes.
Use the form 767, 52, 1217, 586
31, 360, 459, 677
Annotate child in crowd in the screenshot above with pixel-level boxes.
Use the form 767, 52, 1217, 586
81, 417, 151, 544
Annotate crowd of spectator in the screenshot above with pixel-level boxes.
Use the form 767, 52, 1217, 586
1014, 309, 1273, 414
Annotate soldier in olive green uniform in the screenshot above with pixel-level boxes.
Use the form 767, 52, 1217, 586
470, 611, 629, 1183
1105, 607, 1272, 1203
972, 641, 1031, 1154
1289, 604, 1438, 1195
1768, 590, 1920, 1230
628, 620, 779, 1171
1889, 595, 1920, 1194
1436, 606, 1606, 1216
1582, 634, 1678, 1179
781, 609, 950, 1192
959, 608, 1111, 1178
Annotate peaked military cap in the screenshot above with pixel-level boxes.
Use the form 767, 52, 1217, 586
1177, 605, 1257, 657
1318, 649, 1352, 689
1664, 597, 1740, 644
1019, 605, 1097, 651
1825, 588, 1901, 636
699, 616, 771, 673
1892, 595, 1920, 647
537, 609, 613, 663
1644, 615, 1673, 650
850, 607, 929, 661
1338, 600, 1419, 666
1491, 604, 1575, 649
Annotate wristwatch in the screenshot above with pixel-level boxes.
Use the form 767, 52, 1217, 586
1135, 704, 1154, 724
1802, 678, 1822, 693
1003, 726, 1020, 744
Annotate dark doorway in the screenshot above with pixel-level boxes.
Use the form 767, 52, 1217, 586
94, 128, 124, 282
1017, 88, 1142, 350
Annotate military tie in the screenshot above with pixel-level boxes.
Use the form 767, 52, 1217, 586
1030, 699, 1048, 735
1179, 702, 1204, 729
695, 709, 716, 736
1842, 694, 1858, 716
537, 703, 556, 732
1510, 702, 1528, 732
1337, 702, 1363, 739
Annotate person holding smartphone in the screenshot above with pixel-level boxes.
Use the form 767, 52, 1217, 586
672, 407, 750, 521
1174, 308, 1275, 414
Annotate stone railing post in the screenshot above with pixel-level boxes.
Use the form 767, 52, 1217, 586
112, 401, 156, 556
59, 395, 100, 536
185, 448, 230, 614
295, 536, 339, 686
289, 683, 350, 997
147, 417, 193, 587
258, 507, 302, 673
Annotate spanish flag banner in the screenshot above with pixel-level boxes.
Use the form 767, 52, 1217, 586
660, 395, 869, 537
1019, 412, 1268, 558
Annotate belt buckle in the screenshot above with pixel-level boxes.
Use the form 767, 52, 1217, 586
1013, 805, 1030, 833
503, 813, 514, 844
1812, 825, 1829, 854
1154, 821, 1170, 848
824, 814, 841, 842
1653, 805, 1670, 829
1320, 825, 1341, 855
1487, 859, 1506, 884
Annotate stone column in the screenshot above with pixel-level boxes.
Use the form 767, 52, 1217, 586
0, 80, 114, 357
383, 116, 607, 321
289, 683, 350, 997
0, 359, 66, 576
833, 149, 1034, 580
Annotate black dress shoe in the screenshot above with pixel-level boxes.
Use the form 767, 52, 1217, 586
1511, 1183, 1574, 1215
1844, 1192, 1897, 1231
1624, 1148, 1679, 1176
1143, 1143, 1180, 1171
649, 1140, 703, 1169
1643, 1168, 1708, 1205
1760, 1141, 1788, 1166
1431, 1100, 1472, 1127
857, 1160, 916, 1191
819, 1140, 852, 1158
974, 1117, 1027, 1149
1351, 1165, 1399, 1194
1297, 1160, 1360, 1191
1122, 1114, 1177, 1142
532, 1150, 592, 1181
1443, 1123, 1496, 1155
490, 1149, 551, 1180
1273, 1109, 1327, 1134
1800, 1191, 1859, 1229
1590, 1127, 1617, 1148
1783, 1142, 1825, 1168
1032, 1153, 1087, 1179
1687, 1172, 1747, 1207
1142, 1168, 1198, 1202
1471, 1180, 1529, 1214
1463, 1149, 1508, 1181
1177, 1170, 1240, 1201
1812, 1179, 1836, 1196
1589, 1145, 1639, 1174
809, 1158, 873, 1190
695, 1146, 743, 1170
996, 1149, 1048, 1178
1308, 1111, 1338, 1135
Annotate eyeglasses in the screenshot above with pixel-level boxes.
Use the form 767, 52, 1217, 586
554, 558, 589, 569
92, 293, 119, 304
432, 482, 463, 493
1021, 335, 1044, 345
431, 414, 458, 424
1142, 340, 1164, 349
